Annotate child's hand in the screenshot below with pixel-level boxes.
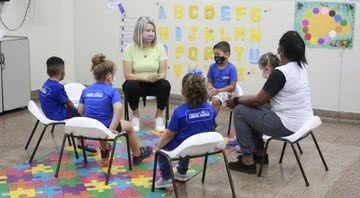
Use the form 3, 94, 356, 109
209, 88, 218, 96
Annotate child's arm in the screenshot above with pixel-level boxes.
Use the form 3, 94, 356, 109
65, 100, 76, 109
217, 81, 236, 93
207, 79, 217, 96
77, 104, 84, 116
109, 102, 122, 132
156, 129, 176, 150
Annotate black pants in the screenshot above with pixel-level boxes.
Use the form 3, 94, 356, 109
122, 79, 171, 111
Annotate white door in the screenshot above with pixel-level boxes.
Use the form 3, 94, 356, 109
1, 38, 30, 111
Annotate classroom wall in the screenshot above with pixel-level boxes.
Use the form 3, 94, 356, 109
0, 0, 75, 90
73, 0, 360, 113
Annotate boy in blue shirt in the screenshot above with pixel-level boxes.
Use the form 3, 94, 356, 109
39, 56, 78, 121
207, 41, 238, 115
155, 72, 216, 188
78, 53, 152, 162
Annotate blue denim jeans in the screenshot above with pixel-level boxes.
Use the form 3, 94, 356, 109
158, 144, 190, 180
233, 104, 293, 156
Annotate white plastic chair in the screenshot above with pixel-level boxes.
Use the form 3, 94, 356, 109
151, 132, 236, 198
227, 83, 243, 136
64, 83, 86, 107
54, 117, 132, 185
25, 100, 74, 163
258, 116, 329, 186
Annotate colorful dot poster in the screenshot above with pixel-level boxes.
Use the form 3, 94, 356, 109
295, 1, 355, 49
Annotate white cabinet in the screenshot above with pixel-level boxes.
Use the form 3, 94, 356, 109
0, 36, 30, 113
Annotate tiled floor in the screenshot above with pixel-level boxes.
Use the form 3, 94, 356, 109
1, 101, 359, 198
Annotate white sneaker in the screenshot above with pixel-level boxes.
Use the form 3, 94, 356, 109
131, 117, 140, 131
174, 172, 189, 182
155, 117, 165, 131
155, 177, 173, 189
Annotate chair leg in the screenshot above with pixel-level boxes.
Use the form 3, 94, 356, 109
258, 139, 271, 177
310, 132, 329, 171
290, 143, 309, 186
51, 125, 56, 135
67, 136, 72, 146
25, 120, 39, 150
222, 151, 236, 198
124, 98, 129, 121
29, 125, 48, 164
106, 140, 117, 185
165, 101, 169, 127
125, 134, 132, 171
80, 137, 87, 164
201, 155, 208, 183
296, 142, 303, 154
227, 111, 233, 136
168, 158, 178, 198
71, 135, 79, 159
151, 152, 159, 192
279, 142, 287, 164
55, 135, 68, 177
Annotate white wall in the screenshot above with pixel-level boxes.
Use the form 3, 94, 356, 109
0, 0, 75, 90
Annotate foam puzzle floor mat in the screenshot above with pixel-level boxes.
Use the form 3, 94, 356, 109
0, 117, 236, 198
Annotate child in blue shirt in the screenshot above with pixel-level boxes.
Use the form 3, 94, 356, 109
207, 41, 238, 114
78, 53, 152, 163
39, 57, 78, 121
155, 71, 217, 188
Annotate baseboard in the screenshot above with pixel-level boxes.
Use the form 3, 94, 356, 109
31, 89, 360, 122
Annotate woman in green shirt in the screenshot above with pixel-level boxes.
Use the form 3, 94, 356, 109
122, 16, 170, 132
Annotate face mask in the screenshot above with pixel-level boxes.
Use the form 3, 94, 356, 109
261, 66, 271, 79
143, 31, 155, 43
214, 56, 226, 65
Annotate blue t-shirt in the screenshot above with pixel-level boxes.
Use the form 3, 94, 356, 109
165, 103, 216, 150
39, 79, 69, 121
207, 62, 238, 89
79, 83, 122, 127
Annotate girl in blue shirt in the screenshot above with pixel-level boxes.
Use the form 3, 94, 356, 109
78, 54, 152, 164
155, 71, 217, 188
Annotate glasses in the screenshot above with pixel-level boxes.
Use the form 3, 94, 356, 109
189, 69, 204, 76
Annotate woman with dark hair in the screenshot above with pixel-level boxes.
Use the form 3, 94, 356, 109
225, 31, 313, 174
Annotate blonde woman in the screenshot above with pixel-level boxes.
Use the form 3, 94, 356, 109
122, 16, 170, 132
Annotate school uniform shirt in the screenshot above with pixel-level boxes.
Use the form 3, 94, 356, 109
39, 79, 69, 121
165, 102, 217, 150
207, 62, 238, 89
262, 62, 313, 132
79, 82, 122, 127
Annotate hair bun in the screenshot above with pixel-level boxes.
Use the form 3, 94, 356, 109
92, 53, 106, 66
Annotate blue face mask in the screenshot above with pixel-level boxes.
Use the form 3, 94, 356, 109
214, 56, 226, 65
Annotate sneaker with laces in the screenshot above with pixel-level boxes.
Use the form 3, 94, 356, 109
155, 177, 173, 188
131, 117, 140, 131
155, 117, 165, 131
174, 172, 189, 182
133, 146, 152, 165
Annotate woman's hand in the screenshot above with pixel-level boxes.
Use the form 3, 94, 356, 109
225, 93, 237, 110
145, 74, 160, 82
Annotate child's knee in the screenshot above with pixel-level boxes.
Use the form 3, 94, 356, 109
120, 120, 134, 132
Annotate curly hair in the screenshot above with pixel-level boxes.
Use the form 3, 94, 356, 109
91, 53, 116, 82
182, 74, 208, 108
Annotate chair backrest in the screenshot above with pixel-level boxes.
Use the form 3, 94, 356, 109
283, 116, 322, 143
64, 83, 86, 104
65, 117, 116, 139
27, 100, 55, 125
234, 83, 243, 97
164, 132, 226, 158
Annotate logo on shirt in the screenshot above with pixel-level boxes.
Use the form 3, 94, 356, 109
222, 76, 230, 80
40, 86, 51, 96
186, 109, 213, 123
85, 92, 104, 98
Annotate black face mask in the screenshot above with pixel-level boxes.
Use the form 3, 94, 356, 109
214, 56, 226, 65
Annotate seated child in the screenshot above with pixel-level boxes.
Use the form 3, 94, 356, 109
207, 41, 238, 115
77, 53, 152, 163
258, 52, 280, 79
155, 72, 216, 188
39, 56, 79, 120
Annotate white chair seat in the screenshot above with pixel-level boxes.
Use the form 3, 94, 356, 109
65, 117, 117, 139
27, 100, 67, 125
262, 116, 322, 143
161, 132, 226, 159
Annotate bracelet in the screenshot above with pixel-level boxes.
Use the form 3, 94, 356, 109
233, 96, 240, 106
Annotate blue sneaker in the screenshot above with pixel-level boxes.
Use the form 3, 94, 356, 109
133, 146, 152, 165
